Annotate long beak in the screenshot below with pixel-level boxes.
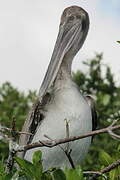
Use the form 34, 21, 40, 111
39, 21, 82, 100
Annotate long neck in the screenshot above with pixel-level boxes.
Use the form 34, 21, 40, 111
53, 53, 74, 89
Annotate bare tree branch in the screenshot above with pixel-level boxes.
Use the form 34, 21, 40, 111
91, 159, 120, 179
83, 171, 107, 180
0, 125, 33, 136
15, 124, 120, 152
44, 129, 75, 169
5, 119, 18, 173
108, 130, 120, 140
108, 119, 120, 140
100, 159, 120, 174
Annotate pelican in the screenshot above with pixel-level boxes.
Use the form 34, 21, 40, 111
19, 6, 97, 170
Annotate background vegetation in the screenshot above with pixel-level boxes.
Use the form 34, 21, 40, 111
0, 53, 120, 179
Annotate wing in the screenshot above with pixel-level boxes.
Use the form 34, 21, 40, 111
85, 95, 97, 131
18, 92, 51, 158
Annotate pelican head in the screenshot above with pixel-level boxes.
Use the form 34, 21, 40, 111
39, 6, 89, 98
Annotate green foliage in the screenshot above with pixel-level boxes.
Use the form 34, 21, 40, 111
15, 151, 44, 180
0, 82, 36, 129
1, 150, 118, 180
0, 160, 14, 180
0, 151, 84, 180
99, 151, 113, 166
99, 150, 120, 180
0, 82, 36, 159
52, 169, 66, 180
64, 166, 83, 180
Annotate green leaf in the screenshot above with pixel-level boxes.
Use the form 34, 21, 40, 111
109, 168, 119, 180
65, 167, 83, 180
117, 145, 120, 152
117, 41, 120, 43
15, 154, 43, 180
99, 151, 113, 166
52, 169, 66, 180
75, 166, 83, 179
32, 151, 42, 165
3, 174, 13, 180
42, 171, 52, 180
32, 151, 43, 179
15, 157, 35, 179
102, 94, 110, 106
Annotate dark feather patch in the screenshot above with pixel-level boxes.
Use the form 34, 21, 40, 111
27, 93, 51, 144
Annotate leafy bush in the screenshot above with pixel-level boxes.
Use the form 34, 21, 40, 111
0, 151, 84, 180
0, 82, 36, 129
0, 150, 119, 179
0, 82, 36, 159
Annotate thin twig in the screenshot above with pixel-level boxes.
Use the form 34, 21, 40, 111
39, 140, 53, 147
108, 130, 120, 140
91, 159, 120, 179
108, 119, 120, 140
44, 134, 66, 152
45, 130, 75, 169
0, 125, 33, 136
0, 133, 9, 141
100, 159, 120, 174
6, 118, 18, 173
64, 119, 75, 168
64, 149, 75, 169
83, 171, 107, 179
65, 119, 70, 153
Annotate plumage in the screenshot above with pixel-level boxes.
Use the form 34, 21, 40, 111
85, 95, 97, 131
19, 6, 97, 170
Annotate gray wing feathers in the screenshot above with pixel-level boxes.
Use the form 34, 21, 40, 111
18, 93, 51, 158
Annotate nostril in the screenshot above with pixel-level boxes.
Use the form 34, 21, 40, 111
76, 15, 81, 19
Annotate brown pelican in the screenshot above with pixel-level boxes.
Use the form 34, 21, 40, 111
19, 6, 97, 170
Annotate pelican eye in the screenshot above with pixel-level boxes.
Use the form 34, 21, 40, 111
68, 15, 75, 21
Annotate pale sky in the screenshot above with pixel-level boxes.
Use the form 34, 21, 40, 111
0, 0, 120, 92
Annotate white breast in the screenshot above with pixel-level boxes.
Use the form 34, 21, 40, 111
25, 80, 92, 170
